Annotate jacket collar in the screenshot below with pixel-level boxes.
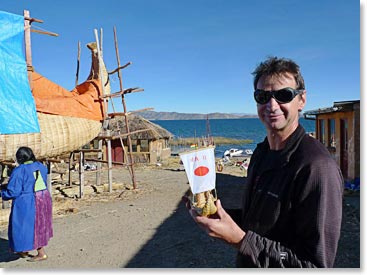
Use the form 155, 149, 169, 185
256, 125, 306, 170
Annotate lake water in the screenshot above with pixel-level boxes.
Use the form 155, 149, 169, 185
153, 118, 315, 157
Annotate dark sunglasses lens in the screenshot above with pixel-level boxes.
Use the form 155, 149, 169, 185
274, 89, 294, 103
254, 90, 270, 104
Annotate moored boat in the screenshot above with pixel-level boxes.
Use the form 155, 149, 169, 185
223, 148, 243, 157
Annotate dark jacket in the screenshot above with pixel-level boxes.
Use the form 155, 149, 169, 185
234, 125, 343, 267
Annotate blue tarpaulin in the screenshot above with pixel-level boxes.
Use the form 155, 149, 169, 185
0, 11, 40, 134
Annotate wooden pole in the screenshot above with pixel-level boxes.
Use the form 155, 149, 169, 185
46, 161, 52, 198
93, 29, 108, 118
68, 152, 74, 186
106, 129, 112, 192
96, 139, 103, 186
100, 28, 103, 59
79, 151, 84, 198
1, 164, 10, 209
24, 10, 33, 89
93, 29, 110, 188
113, 26, 137, 189
75, 41, 81, 86
30, 29, 58, 37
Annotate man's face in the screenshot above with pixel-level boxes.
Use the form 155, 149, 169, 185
256, 72, 306, 134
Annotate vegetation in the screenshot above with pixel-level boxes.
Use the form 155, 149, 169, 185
169, 136, 253, 146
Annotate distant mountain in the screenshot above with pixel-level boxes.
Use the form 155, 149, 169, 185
138, 111, 258, 120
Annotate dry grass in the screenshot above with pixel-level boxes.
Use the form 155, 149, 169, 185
169, 136, 252, 146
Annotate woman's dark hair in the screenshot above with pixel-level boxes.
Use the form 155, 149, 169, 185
15, 146, 36, 164
252, 56, 305, 90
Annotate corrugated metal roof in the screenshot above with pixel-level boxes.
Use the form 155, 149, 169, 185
303, 100, 360, 118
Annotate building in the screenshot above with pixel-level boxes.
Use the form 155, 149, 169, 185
303, 100, 360, 183
105, 114, 173, 164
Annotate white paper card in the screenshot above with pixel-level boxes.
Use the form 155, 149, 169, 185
179, 146, 216, 194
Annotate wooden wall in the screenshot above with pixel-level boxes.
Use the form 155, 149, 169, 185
315, 106, 359, 181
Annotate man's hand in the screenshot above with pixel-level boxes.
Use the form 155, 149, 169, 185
182, 196, 246, 249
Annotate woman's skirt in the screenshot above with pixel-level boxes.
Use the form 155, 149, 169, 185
33, 190, 53, 249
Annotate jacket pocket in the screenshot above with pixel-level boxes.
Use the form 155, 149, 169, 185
248, 189, 281, 234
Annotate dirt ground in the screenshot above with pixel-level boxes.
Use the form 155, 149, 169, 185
0, 157, 360, 268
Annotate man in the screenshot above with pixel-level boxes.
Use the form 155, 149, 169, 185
184, 56, 343, 267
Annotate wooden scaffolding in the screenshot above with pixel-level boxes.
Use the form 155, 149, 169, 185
2, 10, 154, 201
68, 26, 154, 197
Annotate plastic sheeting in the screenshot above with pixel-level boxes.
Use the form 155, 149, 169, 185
32, 72, 105, 121
0, 11, 40, 134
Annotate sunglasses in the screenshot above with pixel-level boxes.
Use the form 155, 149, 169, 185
254, 87, 304, 104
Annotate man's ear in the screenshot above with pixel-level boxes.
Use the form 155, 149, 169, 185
298, 90, 306, 111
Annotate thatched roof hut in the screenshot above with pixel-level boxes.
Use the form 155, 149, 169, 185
107, 114, 173, 163
108, 114, 173, 140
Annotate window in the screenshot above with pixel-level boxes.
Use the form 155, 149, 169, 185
140, 140, 149, 152
328, 119, 336, 148
342, 119, 348, 151
131, 140, 137, 151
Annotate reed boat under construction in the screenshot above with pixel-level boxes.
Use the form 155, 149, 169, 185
0, 10, 109, 162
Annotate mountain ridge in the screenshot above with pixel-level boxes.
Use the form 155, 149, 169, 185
138, 111, 258, 120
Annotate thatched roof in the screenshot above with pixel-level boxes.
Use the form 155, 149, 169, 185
108, 114, 173, 140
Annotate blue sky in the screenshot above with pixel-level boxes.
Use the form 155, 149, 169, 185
1, 0, 360, 115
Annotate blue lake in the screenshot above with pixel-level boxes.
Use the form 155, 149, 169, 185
153, 118, 315, 157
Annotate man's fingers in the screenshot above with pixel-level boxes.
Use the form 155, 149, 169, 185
216, 199, 222, 209
215, 199, 224, 215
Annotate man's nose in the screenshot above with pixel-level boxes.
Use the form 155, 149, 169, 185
266, 97, 279, 111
